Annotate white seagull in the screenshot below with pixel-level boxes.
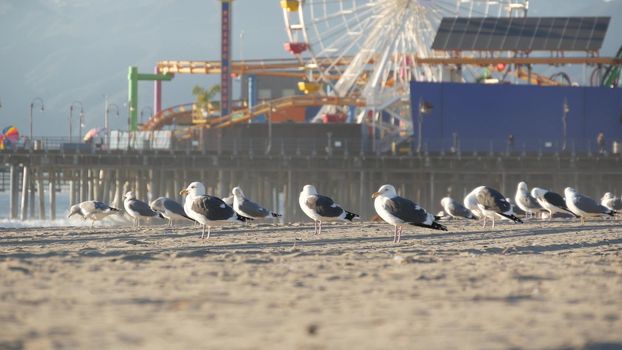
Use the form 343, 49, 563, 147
373, 184, 447, 243
180, 182, 250, 239
232, 186, 281, 220
564, 187, 616, 224
150, 197, 194, 227
440, 197, 477, 220
473, 186, 522, 228
514, 181, 543, 218
68, 200, 120, 228
463, 188, 485, 222
123, 192, 164, 227
601, 192, 622, 211
299, 184, 358, 235
530, 187, 577, 220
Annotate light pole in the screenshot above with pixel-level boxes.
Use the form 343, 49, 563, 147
69, 101, 83, 142
417, 97, 433, 154
105, 102, 120, 146
29, 97, 45, 141
266, 104, 276, 154
140, 106, 153, 125
562, 97, 569, 151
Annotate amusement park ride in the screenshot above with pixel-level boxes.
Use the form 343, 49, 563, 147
137, 0, 622, 142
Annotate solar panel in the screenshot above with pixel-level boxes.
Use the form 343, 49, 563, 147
431, 17, 610, 51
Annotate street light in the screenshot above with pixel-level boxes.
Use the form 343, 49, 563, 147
140, 106, 153, 125
416, 97, 433, 153
105, 102, 120, 146
562, 97, 570, 151
69, 101, 84, 142
29, 97, 45, 141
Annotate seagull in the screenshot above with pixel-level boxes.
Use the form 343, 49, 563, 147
530, 187, 577, 220
123, 191, 164, 227
564, 187, 616, 224
222, 195, 234, 207
373, 184, 447, 243
440, 196, 477, 220
514, 181, 543, 218
232, 186, 281, 220
299, 184, 358, 235
67, 200, 120, 228
473, 186, 523, 228
149, 197, 194, 227
180, 182, 250, 239
463, 189, 485, 222
601, 192, 622, 211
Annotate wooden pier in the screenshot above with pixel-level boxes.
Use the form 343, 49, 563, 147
2, 149, 621, 221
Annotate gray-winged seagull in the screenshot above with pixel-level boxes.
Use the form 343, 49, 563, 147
299, 184, 358, 235
124, 191, 164, 227
564, 187, 616, 224
601, 192, 622, 211
150, 197, 194, 227
473, 186, 522, 228
232, 186, 281, 220
440, 197, 476, 220
514, 181, 543, 218
180, 181, 250, 239
530, 187, 577, 220
373, 184, 447, 243
68, 200, 120, 228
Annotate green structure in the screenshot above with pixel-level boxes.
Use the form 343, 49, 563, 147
127, 66, 174, 131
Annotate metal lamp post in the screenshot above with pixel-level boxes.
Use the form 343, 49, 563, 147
29, 97, 45, 141
417, 97, 433, 154
562, 97, 569, 151
105, 102, 120, 146
69, 101, 83, 142
140, 106, 153, 125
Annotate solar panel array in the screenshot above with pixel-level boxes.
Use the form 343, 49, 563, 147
432, 17, 610, 51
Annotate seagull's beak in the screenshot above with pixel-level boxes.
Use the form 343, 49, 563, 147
371, 192, 380, 199
179, 189, 189, 196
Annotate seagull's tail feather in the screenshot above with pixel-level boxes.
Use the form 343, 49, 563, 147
500, 213, 523, 223
156, 212, 165, 219
607, 209, 617, 217
271, 212, 282, 217
412, 221, 448, 231
109, 207, 120, 212
344, 211, 359, 221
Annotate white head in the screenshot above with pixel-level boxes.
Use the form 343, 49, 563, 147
564, 187, 577, 197
301, 184, 318, 195
517, 181, 528, 192
124, 191, 136, 201
232, 186, 245, 199
530, 187, 547, 200
440, 197, 452, 207
602, 192, 613, 200
67, 204, 82, 218
372, 184, 397, 199
180, 182, 206, 197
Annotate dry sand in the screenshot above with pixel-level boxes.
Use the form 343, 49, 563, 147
1, 219, 621, 350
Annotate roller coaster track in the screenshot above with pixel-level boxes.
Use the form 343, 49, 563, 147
141, 95, 366, 131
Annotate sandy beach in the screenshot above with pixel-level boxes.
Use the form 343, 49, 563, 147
1, 219, 621, 349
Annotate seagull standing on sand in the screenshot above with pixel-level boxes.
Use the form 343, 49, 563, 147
601, 192, 622, 211
463, 189, 485, 222
150, 197, 194, 227
124, 192, 164, 227
564, 187, 616, 224
68, 201, 120, 228
299, 184, 358, 235
473, 186, 522, 228
232, 186, 281, 220
180, 182, 250, 239
514, 181, 543, 218
530, 187, 577, 220
373, 184, 447, 243
440, 197, 477, 220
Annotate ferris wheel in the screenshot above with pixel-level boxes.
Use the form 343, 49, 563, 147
281, 0, 529, 126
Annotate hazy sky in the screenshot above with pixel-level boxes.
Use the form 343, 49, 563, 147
0, 0, 620, 137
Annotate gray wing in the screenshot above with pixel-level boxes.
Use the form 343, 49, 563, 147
239, 199, 270, 218
447, 200, 475, 219
306, 195, 344, 218
477, 187, 511, 213
518, 192, 541, 210
543, 191, 569, 209
93, 201, 110, 210
384, 196, 428, 223
129, 199, 159, 217
162, 198, 187, 217
192, 195, 236, 220
575, 194, 609, 214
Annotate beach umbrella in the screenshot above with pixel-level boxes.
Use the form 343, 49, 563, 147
83, 127, 106, 142
1, 125, 19, 149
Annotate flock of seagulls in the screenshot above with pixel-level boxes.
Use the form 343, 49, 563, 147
67, 180, 619, 243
